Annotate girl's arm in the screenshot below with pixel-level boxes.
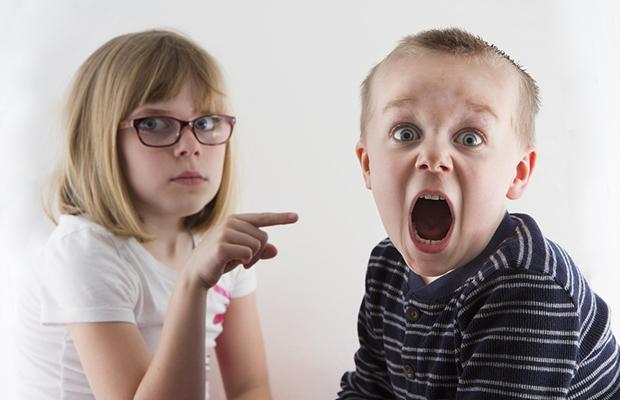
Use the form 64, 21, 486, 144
69, 270, 207, 400
215, 292, 271, 400
68, 212, 296, 400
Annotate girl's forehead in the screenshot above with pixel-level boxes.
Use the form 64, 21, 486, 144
130, 82, 223, 117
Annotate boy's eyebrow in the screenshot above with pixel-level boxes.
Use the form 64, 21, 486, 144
383, 97, 420, 112
465, 101, 499, 120
383, 98, 499, 120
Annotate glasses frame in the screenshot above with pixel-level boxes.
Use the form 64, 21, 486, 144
118, 114, 236, 148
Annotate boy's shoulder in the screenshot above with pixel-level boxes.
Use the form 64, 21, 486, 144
480, 213, 575, 280
367, 238, 409, 280
363, 238, 411, 300
462, 213, 583, 308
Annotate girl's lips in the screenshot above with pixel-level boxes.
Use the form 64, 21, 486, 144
171, 176, 206, 186
171, 172, 207, 185
173, 171, 205, 179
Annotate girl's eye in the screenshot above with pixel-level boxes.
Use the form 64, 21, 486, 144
454, 130, 483, 147
137, 117, 170, 132
194, 116, 216, 131
391, 125, 420, 142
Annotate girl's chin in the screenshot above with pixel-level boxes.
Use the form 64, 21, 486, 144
158, 203, 209, 220
182, 206, 210, 218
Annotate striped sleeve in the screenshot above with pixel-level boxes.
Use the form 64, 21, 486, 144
455, 271, 579, 399
338, 294, 396, 399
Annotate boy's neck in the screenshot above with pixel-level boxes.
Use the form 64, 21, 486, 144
420, 270, 453, 284
416, 210, 514, 286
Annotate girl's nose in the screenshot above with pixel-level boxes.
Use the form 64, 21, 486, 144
173, 126, 202, 157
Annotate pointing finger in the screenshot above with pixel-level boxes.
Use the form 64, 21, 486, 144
236, 212, 298, 228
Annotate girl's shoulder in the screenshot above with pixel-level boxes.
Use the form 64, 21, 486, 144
53, 213, 111, 239
45, 214, 124, 262
38, 215, 141, 325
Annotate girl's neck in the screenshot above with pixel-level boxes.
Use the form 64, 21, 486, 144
140, 214, 194, 272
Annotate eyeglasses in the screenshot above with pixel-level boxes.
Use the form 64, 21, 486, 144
118, 114, 236, 147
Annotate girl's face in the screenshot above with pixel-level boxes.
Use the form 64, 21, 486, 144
118, 82, 227, 225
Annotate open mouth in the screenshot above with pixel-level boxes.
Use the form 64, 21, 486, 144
411, 193, 454, 246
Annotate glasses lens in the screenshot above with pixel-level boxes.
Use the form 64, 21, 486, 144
136, 117, 179, 146
194, 115, 231, 145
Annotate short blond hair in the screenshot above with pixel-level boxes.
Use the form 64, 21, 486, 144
47, 29, 236, 241
361, 28, 540, 148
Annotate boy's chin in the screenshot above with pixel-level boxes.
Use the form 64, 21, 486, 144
400, 243, 457, 278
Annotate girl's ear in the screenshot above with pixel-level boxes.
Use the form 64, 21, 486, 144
507, 148, 537, 200
356, 140, 372, 190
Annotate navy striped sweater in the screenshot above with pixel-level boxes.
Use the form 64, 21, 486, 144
338, 213, 620, 399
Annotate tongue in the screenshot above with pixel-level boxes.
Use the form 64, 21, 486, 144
412, 199, 452, 241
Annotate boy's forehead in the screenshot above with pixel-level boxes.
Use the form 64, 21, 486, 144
371, 53, 518, 119
384, 96, 499, 121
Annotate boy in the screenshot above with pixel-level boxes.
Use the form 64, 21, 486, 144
338, 28, 620, 399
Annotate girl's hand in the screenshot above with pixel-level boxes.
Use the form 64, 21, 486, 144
185, 212, 298, 290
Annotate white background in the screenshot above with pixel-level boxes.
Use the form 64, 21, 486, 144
1, 1, 619, 399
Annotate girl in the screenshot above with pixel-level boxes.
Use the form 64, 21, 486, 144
18, 29, 297, 399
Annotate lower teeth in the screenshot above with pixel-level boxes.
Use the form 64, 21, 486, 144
414, 229, 443, 245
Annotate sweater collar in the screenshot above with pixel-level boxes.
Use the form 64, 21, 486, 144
405, 211, 518, 301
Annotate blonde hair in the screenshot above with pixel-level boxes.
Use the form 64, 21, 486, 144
47, 29, 236, 241
360, 28, 540, 148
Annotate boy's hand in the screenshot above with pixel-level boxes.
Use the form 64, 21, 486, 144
184, 212, 298, 290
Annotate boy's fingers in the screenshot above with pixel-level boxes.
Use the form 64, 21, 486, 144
237, 212, 298, 228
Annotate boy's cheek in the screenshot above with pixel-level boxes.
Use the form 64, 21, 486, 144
372, 187, 406, 232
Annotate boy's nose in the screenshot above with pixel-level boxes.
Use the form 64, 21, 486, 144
173, 126, 202, 157
415, 144, 452, 173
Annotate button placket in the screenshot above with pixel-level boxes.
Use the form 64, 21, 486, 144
406, 306, 421, 322
403, 302, 420, 383
403, 364, 415, 380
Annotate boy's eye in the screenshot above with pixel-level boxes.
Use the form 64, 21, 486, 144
454, 130, 483, 147
391, 125, 421, 142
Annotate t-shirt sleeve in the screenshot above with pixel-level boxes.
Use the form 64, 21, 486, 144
229, 265, 257, 298
38, 226, 139, 325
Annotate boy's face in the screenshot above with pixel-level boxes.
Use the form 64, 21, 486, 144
357, 53, 536, 281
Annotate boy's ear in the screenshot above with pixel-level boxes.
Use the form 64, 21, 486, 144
356, 140, 372, 190
506, 148, 537, 200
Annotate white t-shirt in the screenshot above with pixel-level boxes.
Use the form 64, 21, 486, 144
17, 214, 256, 400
